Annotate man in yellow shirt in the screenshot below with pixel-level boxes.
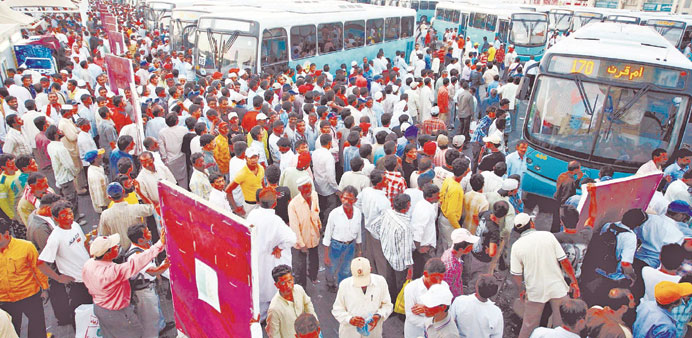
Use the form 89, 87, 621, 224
439, 157, 470, 253
0, 219, 51, 337
0, 154, 22, 238
266, 265, 316, 338
225, 147, 264, 215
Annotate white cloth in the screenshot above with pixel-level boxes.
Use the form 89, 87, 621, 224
2, 127, 32, 156
332, 274, 393, 338
481, 171, 503, 194
404, 188, 424, 219
530, 326, 580, 338
510, 230, 569, 303
19, 110, 49, 148
228, 156, 246, 207
640, 266, 681, 303
246, 207, 297, 306
410, 199, 437, 248
636, 160, 663, 176
664, 180, 692, 205
356, 187, 391, 239
47, 141, 78, 186
209, 188, 232, 212
322, 206, 362, 246
404, 278, 450, 337
38, 222, 90, 282
450, 294, 504, 338
312, 147, 338, 196
77, 131, 97, 166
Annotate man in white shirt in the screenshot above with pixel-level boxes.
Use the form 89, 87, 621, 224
76, 118, 97, 170
332, 257, 392, 337
450, 274, 504, 337
529, 299, 587, 338
338, 157, 371, 193
404, 258, 449, 338
356, 170, 391, 277
312, 134, 339, 224
640, 243, 683, 303
208, 173, 233, 212
410, 183, 439, 278
510, 213, 580, 338
664, 170, 692, 205
323, 186, 362, 292
636, 148, 668, 176
2, 114, 32, 157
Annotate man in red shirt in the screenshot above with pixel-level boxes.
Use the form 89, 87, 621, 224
242, 96, 263, 132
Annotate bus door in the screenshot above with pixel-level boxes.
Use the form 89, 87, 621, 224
460, 12, 468, 38
498, 19, 510, 44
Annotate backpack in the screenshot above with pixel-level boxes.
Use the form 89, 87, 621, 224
581, 223, 629, 279
122, 246, 152, 304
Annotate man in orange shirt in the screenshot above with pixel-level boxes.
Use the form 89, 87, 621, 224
0, 219, 51, 338
241, 96, 263, 133
288, 177, 322, 287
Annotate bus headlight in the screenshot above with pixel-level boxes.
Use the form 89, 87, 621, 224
526, 158, 533, 165
534, 165, 541, 171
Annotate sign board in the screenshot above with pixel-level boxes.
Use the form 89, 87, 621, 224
158, 182, 261, 338
104, 54, 132, 95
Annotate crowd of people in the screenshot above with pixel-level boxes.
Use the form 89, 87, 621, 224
0, 2, 691, 338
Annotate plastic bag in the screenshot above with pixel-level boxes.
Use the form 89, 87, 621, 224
75, 304, 103, 338
393, 279, 410, 314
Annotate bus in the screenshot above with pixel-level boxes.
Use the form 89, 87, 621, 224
605, 14, 641, 24
643, 17, 692, 50
521, 22, 692, 198
169, 2, 259, 51
432, 2, 548, 61
570, 10, 603, 31
142, 0, 198, 31
193, 2, 416, 76
547, 8, 574, 33
379, 0, 437, 23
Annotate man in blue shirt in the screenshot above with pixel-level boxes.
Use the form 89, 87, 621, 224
634, 281, 692, 338
109, 135, 134, 180
664, 148, 692, 182
634, 213, 685, 269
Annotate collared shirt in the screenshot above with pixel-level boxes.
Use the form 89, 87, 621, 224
332, 274, 393, 338
636, 159, 662, 176
266, 285, 316, 338
0, 171, 19, 220
234, 165, 264, 202
672, 298, 692, 337
664, 162, 688, 182
405, 278, 451, 330
425, 313, 460, 338
145, 117, 166, 139
87, 165, 108, 213
378, 209, 414, 271
98, 201, 153, 249
82, 242, 164, 311
189, 169, 212, 200
209, 188, 233, 212
383, 170, 406, 202
481, 171, 503, 194
634, 214, 684, 268
26, 212, 55, 252
356, 187, 391, 239
213, 135, 230, 174
338, 170, 371, 193
312, 147, 338, 196
510, 230, 569, 303
2, 127, 32, 157
288, 192, 321, 249
411, 198, 437, 247
462, 190, 489, 235
470, 116, 492, 143
47, 140, 78, 186
450, 294, 504, 337
633, 300, 677, 338
0, 238, 49, 302
505, 151, 527, 178
441, 248, 464, 298
136, 167, 176, 203
97, 119, 118, 159
441, 176, 465, 229
109, 150, 133, 179
421, 117, 447, 135
279, 167, 313, 199
77, 131, 97, 166
158, 125, 188, 163
323, 206, 363, 246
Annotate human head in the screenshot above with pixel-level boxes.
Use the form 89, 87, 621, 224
422, 258, 446, 288
272, 264, 294, 298
560, 299, 588, 332
294, 313, 321, 338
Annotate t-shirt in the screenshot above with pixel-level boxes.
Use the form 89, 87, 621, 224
478, 151, 505, 172
641, 266, 681, 303
510, 230, 569, 303
234, 165, 264, 202
38, 222, 90, 282
472, 211, 501, 262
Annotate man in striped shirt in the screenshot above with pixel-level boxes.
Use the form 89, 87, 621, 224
378, 193, 415, 302
382, 155, 406, 203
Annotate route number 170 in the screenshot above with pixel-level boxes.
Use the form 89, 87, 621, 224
571, 59, 595, 75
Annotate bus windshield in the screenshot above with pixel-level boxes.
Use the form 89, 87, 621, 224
572, 13, 603, 30
511, 14, 548, 47
647, 22, 684, 47
549, 11, 572, 32
197, 30, 257, 74
526, 75, 688, 167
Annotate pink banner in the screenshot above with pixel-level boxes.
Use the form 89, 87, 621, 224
577, 172, 663, 231
158, 182, 258, 337
104, 54, 132, 95
106, 31, 124, 55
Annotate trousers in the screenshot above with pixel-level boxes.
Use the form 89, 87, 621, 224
326, 239, 355, 287
94, 304, 144, 338
134, 285, 160, 338
292, 247, 319, 287
0, 292, 45, 338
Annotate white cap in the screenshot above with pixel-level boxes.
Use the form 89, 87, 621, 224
406, 66, 414, 72
90, 234, 120, 257
77, 79, 86, 87
350, 257, 371, 287
452, 135, 465, 147
373, 92, 383, 100
392, 85, 400, 93
228, 112, 238, 119
60, 70, 69, 74
272, 82, 281, 90
420, 283, 454, 307
351, 61, 357, 67
238, 69, 247, 77
400, 122, 411, 133
501, 178, 519, 191
245, 147, 260, 158
296, 175, 312, 187
61, 104, 74, 110
430, 106, 439, 115
483, 133, 502, 145
256, 113, 267, 121
410, 82, 418, 89
228, 72, 238, 78
451, 228, 479, 244
514, 213, 532, 228
178, 74, 187, 80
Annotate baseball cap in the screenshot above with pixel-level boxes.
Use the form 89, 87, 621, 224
256, 113, 268, 121
350, 257, 371, 287
452, 135, 465, 148
77, 79, 86, 87
451, 228, 479, 244
228, 112, 238, 119
106, 182, 124, 197
84, 148, 105, 163
501, 178, 519, 192
89, 234, 120, 257
514, 213, 532, 228
245, 147, 260, 158
373, 92, 383, 100
483, 134, 502, 145
296, 175, 312, 187
420, 283, 454, 307
430, 106, 439, 116
655, 281, 692, 305
668, 200, 692, 216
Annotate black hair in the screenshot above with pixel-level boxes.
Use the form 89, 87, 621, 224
271, 264, 292, 282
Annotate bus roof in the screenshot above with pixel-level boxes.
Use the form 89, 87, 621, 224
549, 23, 691, 69
435, 1, 539, 18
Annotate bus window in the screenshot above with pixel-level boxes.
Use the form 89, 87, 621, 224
486, 14, 497, 31
345, 20, 365, 49
498, 19, 509, 42
261, 28, 288, 66
318, 22, 343, 54
290, 25, 316, 60
452, 10, 460, 23
460, 12, 468, 36
367, 18, 384, 45
411, 0, 419, 10
385, 17, 401, 41
401, 16, 414, 38
420, 1, 428, 10
682, 26, 692, 50
430, 1, 437, 10
472, 12, 486, 29
436, 8, 443, 20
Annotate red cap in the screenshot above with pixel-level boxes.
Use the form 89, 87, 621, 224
164, 73, 174, 79
298, 85, 308, 94
212, 72, 223, 79
423, 141, 437, 156
163, 63, 172, 70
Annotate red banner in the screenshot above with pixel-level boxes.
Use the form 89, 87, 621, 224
104, 54, 132, 95
158, 182, 260, 337
106, 30, 124, 55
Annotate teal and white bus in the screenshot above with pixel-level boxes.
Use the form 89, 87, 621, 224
522, 22, 692, 198
348, 0, 436, 23
643, 17, 692, 50
193, 2, 416, 76
432, 2, 548, 61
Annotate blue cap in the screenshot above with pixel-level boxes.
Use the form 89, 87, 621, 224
404, 125, 419, 139
84, 148, 105, 163
357, 98, 367, 104
668, 200, 692, 216
139, 60, 148, 66
288, 90, 297, 95
373, 74, 383, 81
106, 182, 124, 197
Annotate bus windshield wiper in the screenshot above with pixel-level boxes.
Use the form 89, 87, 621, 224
612, 84, 651, 121
574, 75, 596, 116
